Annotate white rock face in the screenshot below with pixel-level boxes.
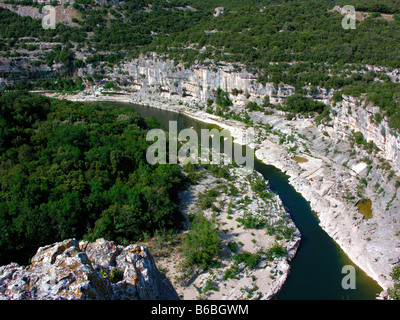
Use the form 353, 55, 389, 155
326, 95, 400, 172
0, 238, 179, 300
213, 7, 225, 17
108, 54, 296, 108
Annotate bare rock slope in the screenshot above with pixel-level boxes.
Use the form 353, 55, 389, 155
0, 238, 179, 300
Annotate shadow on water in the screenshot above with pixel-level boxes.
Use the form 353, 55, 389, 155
90, 100, 383, 300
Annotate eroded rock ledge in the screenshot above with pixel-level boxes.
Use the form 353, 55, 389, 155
0, 238, 179, 300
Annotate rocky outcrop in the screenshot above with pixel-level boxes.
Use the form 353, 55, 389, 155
324, 95, 400, 172
0, 238, 179, 300
173, 163, 300, 300
97, 53, 298, 108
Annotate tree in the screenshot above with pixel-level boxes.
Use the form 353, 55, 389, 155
181, 213, 221, 269
0, 91, 186, 264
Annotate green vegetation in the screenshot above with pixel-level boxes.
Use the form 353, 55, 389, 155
248, 173, 267, 193
197, 187, 221, 210
233, 251, 262, 269
181, 213, 221, 269
223, 250, 262, 280
388, 265, 400, 300
285, 94, 327, 115
352, 130, 379, 154
337, 0, 400, 14
266, 243, 287, 259
246, 102, 263, 112
227, 241, 238, 253
215, 87, 232, 109
182, 162, 205, 184
223, 244, 286, 280
236, 212, 266, 230
100, 268, 125, 283
248, 173, 273, 200
2, 1, 399, 295
202, 164, 232, 180
267, 220, 296, 241
0, 91, 185, 264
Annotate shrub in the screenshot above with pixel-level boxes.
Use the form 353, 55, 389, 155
285, 94, 326, 114
353, 131, 366, 145
246, 102, 263, 112
227, 241, 238, 253
215, 87, 232, 109
181, 214, 221, 269
269, 243, 286, 258
332, 91, 343, 102
233, 251, 262, 269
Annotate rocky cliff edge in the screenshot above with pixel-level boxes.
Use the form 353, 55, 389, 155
0, 238, 180, 300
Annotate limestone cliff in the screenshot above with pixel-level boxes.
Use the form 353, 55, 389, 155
96, 54, 399, 172
325, 95, 400, 173
0, 238, 179, 300
92, 53, 298, 107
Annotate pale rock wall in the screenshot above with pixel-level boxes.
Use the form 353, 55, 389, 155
325, 95, 400, 173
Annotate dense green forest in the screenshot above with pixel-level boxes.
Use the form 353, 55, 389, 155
2, 0, 400, 68
0, 91, 186, 264
337, 0, 400, 14
1, 0, 400, 131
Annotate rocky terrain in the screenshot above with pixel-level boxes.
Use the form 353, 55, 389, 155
144, 163, 300, 300
0, 238, 179, 300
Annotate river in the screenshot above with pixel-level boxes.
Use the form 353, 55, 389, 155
92, 100, 383, 300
